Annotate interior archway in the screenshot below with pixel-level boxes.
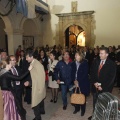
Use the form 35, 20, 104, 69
65, 25, 85, 47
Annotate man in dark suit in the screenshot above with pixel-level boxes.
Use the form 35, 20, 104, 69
116, 49, 120, 87
19, 50, 32, 104
88, 47, 116, 120
9, 55, 23, 105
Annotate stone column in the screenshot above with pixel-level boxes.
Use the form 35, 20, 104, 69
13, 29, 23, 53
4, 29, 14, 55
5, 29, 23, 55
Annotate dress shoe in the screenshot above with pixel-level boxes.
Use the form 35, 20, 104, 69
33, 118, 41, 120
88, 116, 92, 120
73, 110, 80, 114
63, 105, 67, 110
50, 99, 53, 102
81, 112, 85, 116
40, 111, 45, 114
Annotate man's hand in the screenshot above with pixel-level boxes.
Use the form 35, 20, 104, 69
24, 81, 29, 86
57, 80, 60, 84
28, 65, 33, 71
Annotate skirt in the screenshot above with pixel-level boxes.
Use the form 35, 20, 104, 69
2, 90, 21, 120
48, 76, 59, 88
0, 90, 3, 120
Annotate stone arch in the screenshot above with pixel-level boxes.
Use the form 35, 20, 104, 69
0, 4, 14, 54
56, 11, 95, 47
19, 17, 40, 35
0, 4, 13, 33
19, 17, 42, 48
63, 22, 87, 35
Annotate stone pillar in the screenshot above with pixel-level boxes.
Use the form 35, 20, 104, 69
13, 29, 23, 53
5, 29, 23, 55
4, 29, 14, 55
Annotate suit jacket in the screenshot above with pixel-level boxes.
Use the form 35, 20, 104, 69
10, 65, 22, 90
30, 59, 46, 108
19, 57, 29, 73
19, 57, 32, 83
91, 58, 116, 93
71, 60, 90, 96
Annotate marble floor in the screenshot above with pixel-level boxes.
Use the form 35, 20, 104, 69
24, 87, 120, 120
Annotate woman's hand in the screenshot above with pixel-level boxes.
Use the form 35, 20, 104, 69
74, 80, 79, 87
28, 65, 33, 71
57, 80, 60, 84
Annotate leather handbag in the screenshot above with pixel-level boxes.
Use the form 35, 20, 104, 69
49, 71, 53, 76
71, 87, 85, 105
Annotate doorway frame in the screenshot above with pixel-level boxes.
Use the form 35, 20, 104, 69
56, 11, 95, 48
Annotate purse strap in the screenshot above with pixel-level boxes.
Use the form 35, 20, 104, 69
75, 87, 81, 94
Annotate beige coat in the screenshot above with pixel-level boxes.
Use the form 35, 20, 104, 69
0, 89, 3, 120
30, 59, 46, 108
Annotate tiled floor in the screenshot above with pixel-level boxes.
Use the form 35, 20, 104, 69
24, 87, 120, 120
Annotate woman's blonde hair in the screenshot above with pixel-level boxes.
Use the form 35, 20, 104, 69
75, 51, 85, 63
0, 59, 9, 69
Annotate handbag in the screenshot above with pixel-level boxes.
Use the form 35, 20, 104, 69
71, 87, 85, 105
49, 71, 53, 76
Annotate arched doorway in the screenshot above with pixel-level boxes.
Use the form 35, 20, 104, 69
0, 17, 8, 52
65, 25, 85, 47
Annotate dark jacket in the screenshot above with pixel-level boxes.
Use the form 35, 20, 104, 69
10, 65, 23, 90
91, 58, 116, 93
71, 60, 90, 96
37, 55, 48, 71
54, 60, 73, 85
19, 57, 32, 83
0, 70, 29, 91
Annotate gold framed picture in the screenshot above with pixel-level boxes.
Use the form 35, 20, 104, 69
23, 36, 34, 49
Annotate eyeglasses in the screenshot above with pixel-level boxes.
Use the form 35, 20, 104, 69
10, 60, 16, 61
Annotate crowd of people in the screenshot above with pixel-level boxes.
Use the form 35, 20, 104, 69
0, 44, 120, 120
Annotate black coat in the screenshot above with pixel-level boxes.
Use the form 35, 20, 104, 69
19, 57, 32, 83
0, 70, 29, 91
71, 60, 90, 96
90, 58, 116, 93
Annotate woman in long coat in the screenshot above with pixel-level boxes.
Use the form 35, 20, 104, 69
71, 51, 90, 116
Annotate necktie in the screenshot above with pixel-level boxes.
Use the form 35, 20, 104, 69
12, 67, 17, 75
98, 61, 104, 76
12, 67, 20, 85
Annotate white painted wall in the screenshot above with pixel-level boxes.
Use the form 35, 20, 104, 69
43, 0, 120, 47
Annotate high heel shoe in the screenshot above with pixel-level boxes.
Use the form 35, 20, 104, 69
50, 99, 53, 102
54, 97, 58, 103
